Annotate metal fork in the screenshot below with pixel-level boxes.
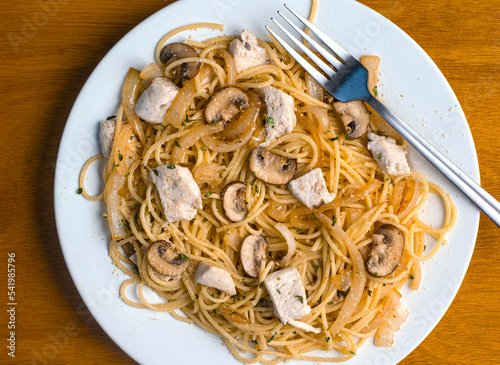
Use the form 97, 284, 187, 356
267, 4, 500, 228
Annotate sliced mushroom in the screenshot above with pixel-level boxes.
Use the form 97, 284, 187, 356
240, 235, 268, 277
333, 100, 371, 139
160, 43, 199, 82
365, 224, 405, 277
204, 86, 250, 125
249, 147, 297, 185
147, 240, 190, 277
221, 181, 247, 222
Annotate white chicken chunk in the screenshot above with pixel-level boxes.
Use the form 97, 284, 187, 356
367, 132, 410, 176
194, 262, 236, 296
134, 77, 179, 124
229, 30, 272, 74
149, 165, 202, 223
99, 120, 116, 159
288, 168, 335, 209
260, 86, 297, 147
264, 267, 320, 333
374, 301, 409, 347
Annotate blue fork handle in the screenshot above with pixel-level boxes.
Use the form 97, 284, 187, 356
366, 95, 500, 228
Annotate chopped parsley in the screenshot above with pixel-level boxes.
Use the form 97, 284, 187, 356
383, 283, 386, 287
180, 254, 189, 261
331, 217, 337, 227
327, 302, 334, 305
167, 164, 175, 169
252, 340, 258, 345
212, 309, 217, 315
218, 171, 223, 178
373, 86, 378, 97
153, 169, 159, 176
296, 229, 304, 233
195, 294, 199, 299
118, 153, 123, 161
267, 333, 276, 343
204, 192, 213, 198
377, 153, 382, 160
254, 186, 259, 196
203, 217, 208, 222
251, 171, 256, 177
345, 135, 351, 140
339, 112, 343, 117
259, 282, 264, 289
183, 114, 190, 126
102, 214, 108, 219
325, 337, 331, 342
329, 137, 339, 142
114, 164, 120, 167
201, 147, 207, 151
264, 114, 275, 124
106, 115, 116, 120
409, 274, 415, 280
312, 212, 317, 219
76, 188, 83, 195
124, 172, 130, 177
350, 351, 357, 355
392, 181, 395, 186
218, 258, 224, 263
314, 265, 319, 273
160, 124, 167, 130
367, 290, 372, 297
277, 289, 281, 294
212, 121, 217, 126
175, 141, 181, 147
295, 295, 303, 304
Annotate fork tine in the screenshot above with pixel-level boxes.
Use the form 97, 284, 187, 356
276, 11, 343, 70
271, 18, 335, 78
284, 4, 354, 62
265, 26, 329, 86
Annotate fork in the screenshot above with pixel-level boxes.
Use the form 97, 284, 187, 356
266, 4, 500, 228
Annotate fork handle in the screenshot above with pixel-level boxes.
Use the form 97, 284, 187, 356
366, 95, 500, 228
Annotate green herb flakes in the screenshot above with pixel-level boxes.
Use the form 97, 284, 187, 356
167, 164, 175, 169
153, 169, 159, 176
332, 217, 337, 227
367, 290, 372, 297
409, 274, 414, 280
296, 229, 304, 233
329, 137, 339, 142
264, 114, 275, 124
76, 188, 83, 195
201, 147, 207, 151
118, 153, 123, 161
106, 115, 116, 120
180, 254, 189, 261
175, 141, 180, 147
267, 333, 276, 343
373, 86, 378, 97
296, 295, 303, 304
204, 192, 213, 198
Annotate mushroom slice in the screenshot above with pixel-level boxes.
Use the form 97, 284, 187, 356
221, 181, 248, 222
204, 86, 250, 125
160, 43, 200, 82
333, 100, 371, 139
147, 240, 189, 277
249, 147, 297, 185
366, 224, 405, 277
240, 235, 268, 277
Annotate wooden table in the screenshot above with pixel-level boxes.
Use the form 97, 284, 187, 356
1, 0, 499, 364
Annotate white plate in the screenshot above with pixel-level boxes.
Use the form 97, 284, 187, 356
54, 0, 480, 364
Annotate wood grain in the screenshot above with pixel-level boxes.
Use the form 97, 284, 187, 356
0, 0, 498, 364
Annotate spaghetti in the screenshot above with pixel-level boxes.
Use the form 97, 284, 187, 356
80, 1, 456, 362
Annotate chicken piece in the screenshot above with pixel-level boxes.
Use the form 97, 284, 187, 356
99, 120, 116, 159
259, 86, 297, 147
149, 165, 202, 223
134, 77, 179, 124
194, 262, 236, 295
367, 132, 410, 176
374, 301, 409, 347
288, 168, 335, 209
229, 30, 272, 73
264, 267, 320, 333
